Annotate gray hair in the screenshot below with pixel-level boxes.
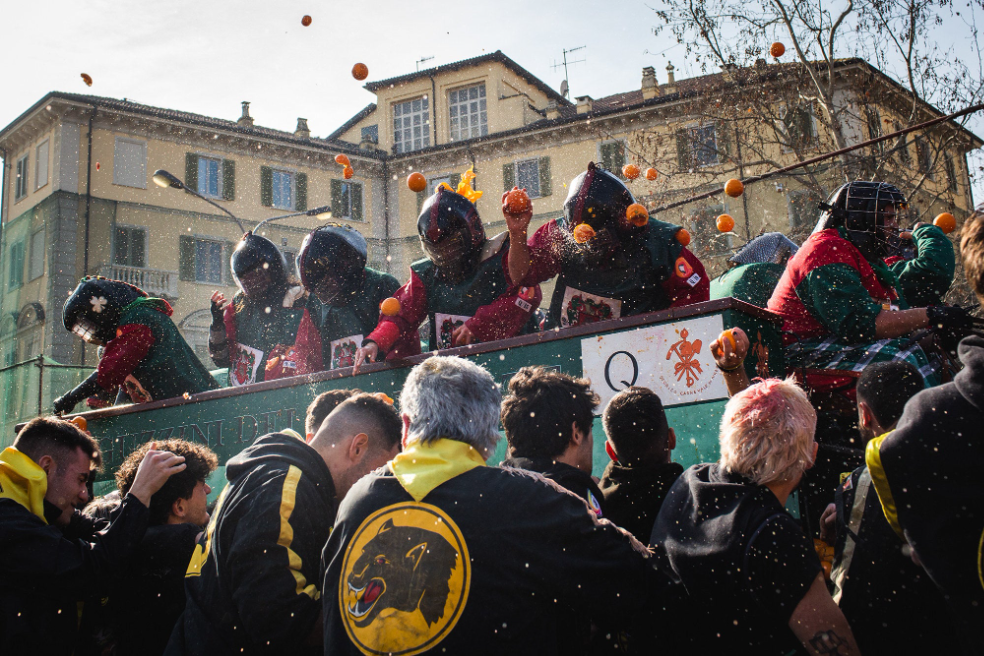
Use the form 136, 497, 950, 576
399, 356, 502, 457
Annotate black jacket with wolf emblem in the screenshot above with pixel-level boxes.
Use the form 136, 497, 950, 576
322, 448, 652, 656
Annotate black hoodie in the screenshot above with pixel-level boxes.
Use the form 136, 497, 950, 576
501, 456, 606, 517
599, 460, 683, 543
873, 335, 984, 653
165, 433, 336, 656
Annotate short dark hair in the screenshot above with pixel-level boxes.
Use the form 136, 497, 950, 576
14, 416, 102, 470
115, 439, 218, 526
330, 393, 403, 453
306, 389, 360, 434
856, 361, 924, 429
960, 206, 984, 304
602, 387, 670, 464
500, 367, 599, 459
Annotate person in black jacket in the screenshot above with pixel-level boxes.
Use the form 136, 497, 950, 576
598, 387, 682, 543
499, 366, 605, 516
166, 394, 402, 656
0, 417, 185, 655
322, 356, 653, 656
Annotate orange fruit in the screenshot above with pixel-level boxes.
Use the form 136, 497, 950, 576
380, 297, 401, 316
407, 172, 427, 192
373, 392, 394, 405
70, 416, 88, 432
334, 154, 350, 167
645, 167, 658, 181
352, 63, 369, 81
717, 213, 735, 232
770, 42, 785, 57
626, 203, 649, 227
81, 73, 93, 86
343, 166, 354, 180
573, 223, 596, 243
724, 178, 744, 197
721, 328, 737, 351
676, 228, 691, 246
505, 188, 532, 214
934, 212, 957, 234
622, 164, 640, 180
301, 15, 312, 26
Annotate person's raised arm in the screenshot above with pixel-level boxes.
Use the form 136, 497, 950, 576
710, 327, 751, 396
503, 188, 533, 284
788, 573, 862, 656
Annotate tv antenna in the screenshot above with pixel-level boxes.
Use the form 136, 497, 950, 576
416, 56, 435, 71
551, 46, 586, 99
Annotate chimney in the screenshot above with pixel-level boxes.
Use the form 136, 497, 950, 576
755, 58, 767, 69
546, 100, 561, 120
238, 101, 254, 128
641, 66, 659, 100
664, 63, 677, 95
294, 118, 311, 139
576, 95, 594, 114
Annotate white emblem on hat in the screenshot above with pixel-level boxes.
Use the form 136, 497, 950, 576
90, 296, 108, 314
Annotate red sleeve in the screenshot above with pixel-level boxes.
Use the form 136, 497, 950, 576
517, 220, 564, 286
662, 247, 710, 308
367, 271, 429, 353
292, 308, 323, 373
223, 302, 238, 363
96, 324, 155, 390
466, 255, 542, 342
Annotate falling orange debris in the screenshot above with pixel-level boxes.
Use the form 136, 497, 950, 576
95, 162, 101, 171
626, 203, 649, 227
934, 212, 957, 234
717, 213, 735, 232
504, 187, 532, 214
343, 166, 354, 180
380, 297, 401, 316
335, 154, 351, 167
352, 63, 369, 81
770, 42, 785, 57
70, 416, 88, 432
645, 168, 658, 181
573, 223, 596, 243
373, 392, 395, 405
81, 73, 93, 86
301, 15, 312, 26
622, 164, 640, 180
407, 172, 427, 192
724, 178, 745, 197
676, 228, 691, 246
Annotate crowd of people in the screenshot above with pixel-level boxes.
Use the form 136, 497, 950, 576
3, 166, 982, 654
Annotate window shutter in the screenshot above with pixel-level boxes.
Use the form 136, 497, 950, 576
675, 129, 690, 170
352, 183, 364, 221
715, 122, 731, 163
417, 186, 425, 214
223, 242, 236, 285
503, 163, 515, 191
450, 173, 462, 191
538, 157, 552, 197
133, 228, 147, 269
179, 236, 195, 281
185, 153, 198, 192
260, 166, 273, 207
296, 172, 308, 211
331, 179, 343, 217
222, 159, 235, 201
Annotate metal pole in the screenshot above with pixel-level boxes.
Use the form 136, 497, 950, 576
36, 353, 44, 416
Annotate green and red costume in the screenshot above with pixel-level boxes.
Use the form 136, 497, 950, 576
710, 262, 785, 309
884, 223, 955, 308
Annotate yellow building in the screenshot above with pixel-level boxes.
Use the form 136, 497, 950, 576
1, 50, 979, 391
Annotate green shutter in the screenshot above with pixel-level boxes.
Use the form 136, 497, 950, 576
716, 122, 731, 163
351, 183, 363, 221
179, 236, 195, 281
600, 142, 626, 177
676, 129, 690, 171
222, 159, 235, 200
260, 166, 273, 207
224, 242, 236, 285
503, 163, 515, 191
538, 157, 552, 197
331, 179, 343, 217
296, 172, 308, 211
185, 153, 198, 192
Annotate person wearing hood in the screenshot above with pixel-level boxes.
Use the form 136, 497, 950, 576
505, 162, 709, 330
710, 232, 799, 308
0, 417, 186, 654
296, 224, 400, 370
209, 231, 317, 385
53, 277, 219, 414
866, 204, 984, 653
165, 393, 402, 656
353, 181, 541, 371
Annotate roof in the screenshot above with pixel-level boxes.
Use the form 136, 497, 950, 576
0, 91, 380, 158
364, 50, 572, 106
327, 103, 377, 141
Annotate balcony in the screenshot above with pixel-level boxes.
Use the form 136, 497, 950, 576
97, 264, 179, 300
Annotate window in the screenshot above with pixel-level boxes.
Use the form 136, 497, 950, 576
15, 155, 28, 201
114, 225, 147, 268
502, 158, 552, 198
778, 104, 816, 151
272, 170, 295, 210
113, 137, 147, 188
28, 230, 44, 281
186, 153, 235, 201
946, 157, 959, 192
393, 97, 430, 154
689, 205, 728, 255
600, 140, 626, 176
198, 157, 223, 198
35, 140, 49, 190
330, 179, 364, 221
894, 123, 911, 166
865, 109, 882, 155
428, 175, 453, 195
449, 84, 488, 141
8, 241, 25, 289
195, 240, 224, 283
361, 125, 379, 144
677, 125, 720, 169
179, 236, 230, 284
916, 136, 933, 177
788, 189, 823, 230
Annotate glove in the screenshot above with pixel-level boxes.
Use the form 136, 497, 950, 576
53, 373, 102, 415
210, 298, 226, 328
53, 391, 81, 415
927, 305, 975, 353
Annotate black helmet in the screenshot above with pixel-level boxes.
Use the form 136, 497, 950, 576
817, 181, 908, 261
63, 276, 147, 345
417, 186, 486, 277
563, 162, 640, 236
231, 232, 288, 299
297, 224, 367, 306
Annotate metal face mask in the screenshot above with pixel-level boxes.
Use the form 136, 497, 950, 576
72, 318, 104, 345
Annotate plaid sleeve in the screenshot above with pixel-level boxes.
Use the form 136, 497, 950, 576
795, 263, 883, 343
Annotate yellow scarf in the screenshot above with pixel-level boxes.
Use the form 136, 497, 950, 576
389, 438, 486, 502
0, 447, 49, 523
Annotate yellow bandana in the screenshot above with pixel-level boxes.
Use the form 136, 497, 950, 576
0, 447, 49, 522
389, 438, 486, 502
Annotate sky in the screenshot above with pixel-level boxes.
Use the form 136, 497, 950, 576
2, 0, 983, 201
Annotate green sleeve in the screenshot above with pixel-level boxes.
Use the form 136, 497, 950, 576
795, 263, 883, 343
890, 224, 955, 307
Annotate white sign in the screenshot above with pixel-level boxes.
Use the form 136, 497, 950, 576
580, 315, 729, 410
